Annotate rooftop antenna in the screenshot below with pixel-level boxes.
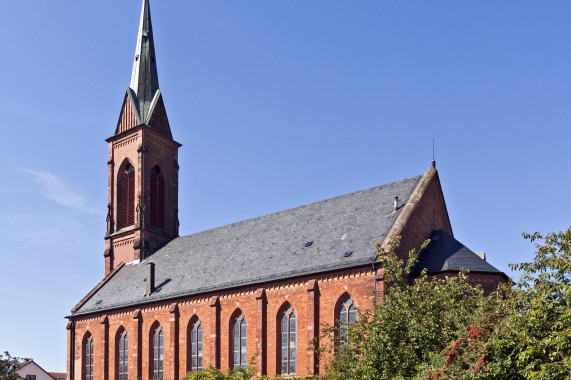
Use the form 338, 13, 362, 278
432, 134, 436, 168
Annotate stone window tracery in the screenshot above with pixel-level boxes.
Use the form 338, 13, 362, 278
118, 329, 128, 380
280, 305, 296, 375
338, 296, 356, 340
152, 324, 164, 380
189, 318, 203, 372
84, 334, 94, 380
232, 312, 247, 369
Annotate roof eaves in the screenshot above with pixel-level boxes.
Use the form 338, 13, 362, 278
72, 257, 376, 317
16, 361, 32, 370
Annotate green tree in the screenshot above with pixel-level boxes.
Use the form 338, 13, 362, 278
419, 227, 571, 379
182, 356, 257, 380
0, 352, 23, 380
489, 228, 571, 379
318, 238, 499, 380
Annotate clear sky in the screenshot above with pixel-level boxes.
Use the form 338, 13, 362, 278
1, 0, 570, 371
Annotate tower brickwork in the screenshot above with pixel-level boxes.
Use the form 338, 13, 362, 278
103, 0, 181, 276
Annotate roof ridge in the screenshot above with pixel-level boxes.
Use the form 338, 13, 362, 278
175, 174, 424, 241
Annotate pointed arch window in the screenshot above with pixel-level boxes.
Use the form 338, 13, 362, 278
84, 334, 94, 380
189, 319, 203, 372
152, 325, 164, 380
118, 329, 128, 380
118, 163, 135, 229
280, 305, 296, 375
232, 312, 247, 369
150, 165, 165, 230
338, 296, 356, 340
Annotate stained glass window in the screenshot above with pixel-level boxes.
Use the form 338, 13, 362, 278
152, 325, 164, 380
190, 319, 203, 372
232, 312, 247, 369
280, 306, 296, 375
85, 334, 94, 380
339, 296, 356, 341
118, 329, 128, 380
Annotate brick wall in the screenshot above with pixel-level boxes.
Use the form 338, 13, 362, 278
104, 124, 180, 275
70, 266, 377, 380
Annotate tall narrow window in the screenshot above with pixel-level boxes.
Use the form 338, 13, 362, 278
118, 163, 135, 229
118, 329, 128, 380
84, 334, 94, 380
232, 312, 247, 369
189, 319, 203, 372
280, 306, 296, 375
149, 165, 165, 230
338, 296, 356, 340
152, 325, 164, 380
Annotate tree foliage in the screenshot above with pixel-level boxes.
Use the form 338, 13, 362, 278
183, 356, 256, 380
317, 238, 500, 380
420, 227, 571, 379
182, 355, 310, 380
489, 229, 571, 379
0, 352, 23, 380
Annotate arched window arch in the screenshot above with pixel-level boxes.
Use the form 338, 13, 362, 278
118, 162, 135, 229
278, 304, 296, 375
116, 328, 128, 380
150, 324, 164, 380
337, 295, 357, 340
230, 311, 247, 370
187, 317, 203, 372
149, 165, 165, 230
83, 333, 94, 380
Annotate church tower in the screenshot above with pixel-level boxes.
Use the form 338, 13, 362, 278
104, 0, 181, 276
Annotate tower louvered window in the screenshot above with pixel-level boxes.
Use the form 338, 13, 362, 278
118, 163, 135, 229
150, 165, 165, 230
280, 306, 296, 375
232, 312, 247, 370
84, 334, 94, 380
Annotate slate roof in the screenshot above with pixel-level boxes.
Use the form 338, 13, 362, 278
411, 229, 502, 276
73, 174, 423, 315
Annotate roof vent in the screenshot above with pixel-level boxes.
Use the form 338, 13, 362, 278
305, 241, 313, 247
394, 196, 399, 212
146, 262, 155, 296
95, 300, 102, 305
344, 251, 353, 257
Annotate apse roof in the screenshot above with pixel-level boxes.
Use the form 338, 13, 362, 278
411, 229, 503, 276
72, 174, 423, 315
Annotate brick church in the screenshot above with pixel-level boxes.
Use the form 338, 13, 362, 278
66, 1, 508, 379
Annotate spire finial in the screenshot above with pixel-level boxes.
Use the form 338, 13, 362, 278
129, 0, 160, 121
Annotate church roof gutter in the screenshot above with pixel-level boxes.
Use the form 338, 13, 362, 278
69, 258, 376, 317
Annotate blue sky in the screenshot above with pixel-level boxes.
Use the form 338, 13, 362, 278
1, 0, 570, 371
